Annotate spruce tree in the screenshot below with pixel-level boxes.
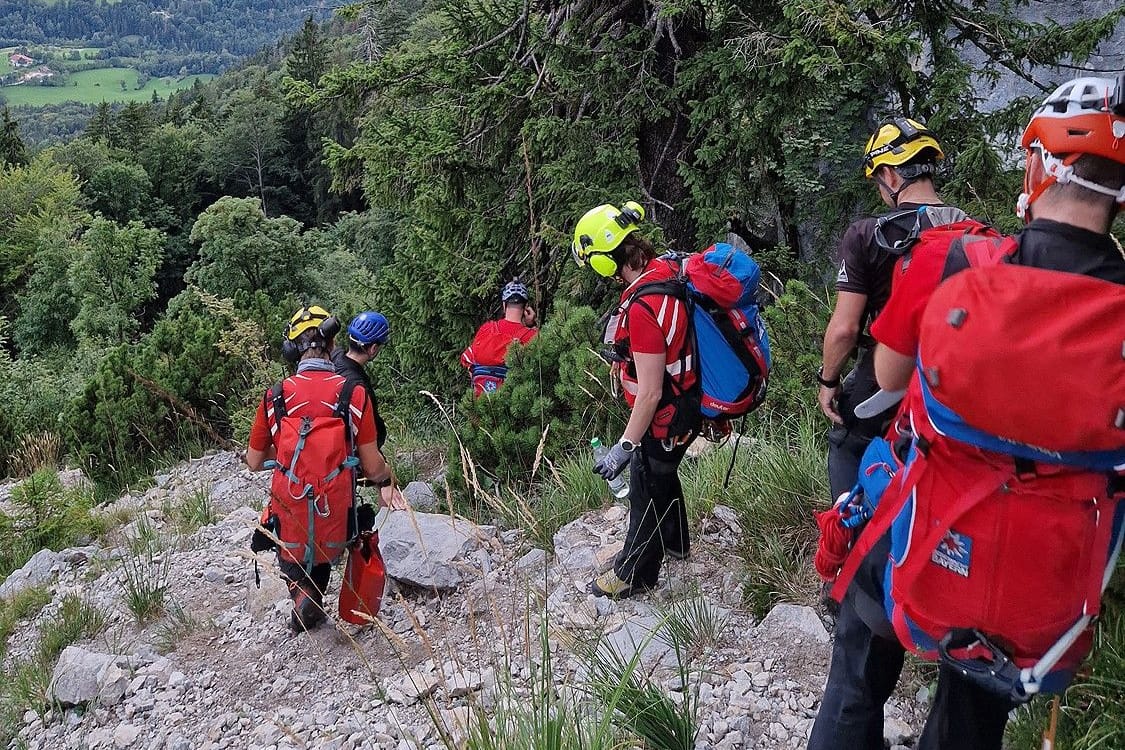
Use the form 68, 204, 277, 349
0, 108, 28, 168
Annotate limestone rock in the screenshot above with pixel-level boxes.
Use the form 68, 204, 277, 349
378, 511, 484, 590
0, 548, 61, 600
402, 481, 439, 512
48, 646, 128, 707
756, 604, 830, 644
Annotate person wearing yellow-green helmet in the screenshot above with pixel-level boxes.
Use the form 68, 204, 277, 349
571, 201, 699, 599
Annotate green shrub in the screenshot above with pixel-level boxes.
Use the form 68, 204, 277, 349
446, 302, 627, 506
0, 467, 104, 579
758, 279, 831, 417
64, 289, 253, 487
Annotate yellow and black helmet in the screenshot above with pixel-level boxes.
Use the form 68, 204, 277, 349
862, 117, 944, 178
285, 305, 335, 341
571, 201, 645, 278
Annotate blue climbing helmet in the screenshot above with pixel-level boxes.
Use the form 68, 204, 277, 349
347, 311, 390, 346
501, 279, 529, 304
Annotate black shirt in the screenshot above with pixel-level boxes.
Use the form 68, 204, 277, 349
331, 347, 387, 450
1014, 218, 1125, 284
835, 203, 966, 334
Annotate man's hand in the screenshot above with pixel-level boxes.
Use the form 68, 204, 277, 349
593, 442, 631, 480
522, 306, 537, 327
818, 384, 843, 426
379, 484, 409, 511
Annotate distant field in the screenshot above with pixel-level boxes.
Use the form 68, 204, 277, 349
0, 68, 214, 106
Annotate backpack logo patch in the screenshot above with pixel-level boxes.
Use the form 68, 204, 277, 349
931, 529, 972, 577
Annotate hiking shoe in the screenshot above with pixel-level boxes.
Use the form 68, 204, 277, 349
589, 570, 651, 600
665, 549, 690, 561
288, 583, 326, 632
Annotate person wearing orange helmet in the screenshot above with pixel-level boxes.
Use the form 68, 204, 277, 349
808, 75, 1125, 750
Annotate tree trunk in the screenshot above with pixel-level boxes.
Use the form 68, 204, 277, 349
636, 5, 708, 253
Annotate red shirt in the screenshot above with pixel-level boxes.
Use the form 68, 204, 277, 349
460, 319, 537, 369
248, 368, 377, 452
869, 242, 951, 357
608, 258, 697, 416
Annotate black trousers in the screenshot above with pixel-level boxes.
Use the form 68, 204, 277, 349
278, 559, 331, 601
808, 587, 1016, 750
614, 435, 690, 588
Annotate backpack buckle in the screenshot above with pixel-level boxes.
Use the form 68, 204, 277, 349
938, 629, 1033, 703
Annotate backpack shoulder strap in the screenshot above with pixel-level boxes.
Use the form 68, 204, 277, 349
333, 379, 360, 451
266, 381, 286, 434
940, 232, 1016, 280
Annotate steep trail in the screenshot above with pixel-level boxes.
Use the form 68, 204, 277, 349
0, 452, 927, 750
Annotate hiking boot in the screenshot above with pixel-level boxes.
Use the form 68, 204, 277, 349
288, 582, 326, 632
665, 549, 690, 561
589, 570, 651, 600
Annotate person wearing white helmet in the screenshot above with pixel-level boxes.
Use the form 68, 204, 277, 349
460, 278, 538, 397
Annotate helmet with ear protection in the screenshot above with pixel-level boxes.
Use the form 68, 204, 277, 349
281, 305, 340, 362
571, 201, 645, 278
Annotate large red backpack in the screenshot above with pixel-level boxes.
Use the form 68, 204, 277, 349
839, 234, 1125, 701
262, 376, 360, 569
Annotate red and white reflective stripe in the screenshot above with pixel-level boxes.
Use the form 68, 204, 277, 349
621, 379, 639, 396
654, 295, 682, 347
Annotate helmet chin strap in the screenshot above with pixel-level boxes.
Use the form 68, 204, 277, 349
874, 173, 915, 207
1018, 142, 1125, 222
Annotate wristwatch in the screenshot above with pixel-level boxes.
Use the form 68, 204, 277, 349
816, 367, 841, 388
619, 438, 638, 453
374, 475, 394, 488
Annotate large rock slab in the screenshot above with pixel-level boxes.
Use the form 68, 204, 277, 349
378, 511, 484, 590
0, 548, 61, 600
48, 646, 130, 707
756, 604, 830, 644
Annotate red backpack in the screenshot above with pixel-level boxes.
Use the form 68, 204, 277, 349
262, 376, 360, 569
838, 236, 1125, 701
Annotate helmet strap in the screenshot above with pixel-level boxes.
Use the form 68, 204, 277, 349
874, 172, 914, 208
1018, 143, 1125, 222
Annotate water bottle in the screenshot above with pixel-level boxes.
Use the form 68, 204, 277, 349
591, 437, 629, 499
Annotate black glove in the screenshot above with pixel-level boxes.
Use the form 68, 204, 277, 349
593, 442, 632, 480
356, 503, 377, 534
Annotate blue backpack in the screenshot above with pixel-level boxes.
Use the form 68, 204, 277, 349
632, 243, 772, 421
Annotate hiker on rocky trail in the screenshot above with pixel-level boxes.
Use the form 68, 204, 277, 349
817, 117, 964, 500
571, 201, 698, 599
245, 305, 408, 633
332, 310, 391, 451
459, 278, 538, 397
809, 118, 969, 749
811, 75, 1125, 750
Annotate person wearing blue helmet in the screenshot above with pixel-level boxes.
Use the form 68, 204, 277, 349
460, 278, 538, 397
332, 311, 391, 450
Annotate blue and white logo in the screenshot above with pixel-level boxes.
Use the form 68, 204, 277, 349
931, 529, 972, 577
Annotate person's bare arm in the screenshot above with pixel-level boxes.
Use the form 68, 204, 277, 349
244, 446, 274, 471
874, 344, 914, 391
357, 442, 408, 510
819, 291, 867, 425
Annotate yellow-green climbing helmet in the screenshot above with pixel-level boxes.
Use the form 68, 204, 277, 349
571, 201, 645, 278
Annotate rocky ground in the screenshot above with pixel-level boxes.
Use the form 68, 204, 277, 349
0, 451, 927, 750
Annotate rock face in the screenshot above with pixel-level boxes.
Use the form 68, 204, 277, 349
377, 511, 485, 590
0, 548, 61, 600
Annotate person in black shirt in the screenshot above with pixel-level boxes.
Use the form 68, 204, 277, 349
332, 311, 391, 451
817, 118, 965, 498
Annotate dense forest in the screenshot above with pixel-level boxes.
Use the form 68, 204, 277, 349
0, 0, 329, 59
0, 0, 1123, 744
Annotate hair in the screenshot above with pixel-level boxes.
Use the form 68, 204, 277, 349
503, 298, 527, 309
1046, 153, 1125, 212
347, 338, 375, 355
296, 328, 332, 359
614, 234, 656, 274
